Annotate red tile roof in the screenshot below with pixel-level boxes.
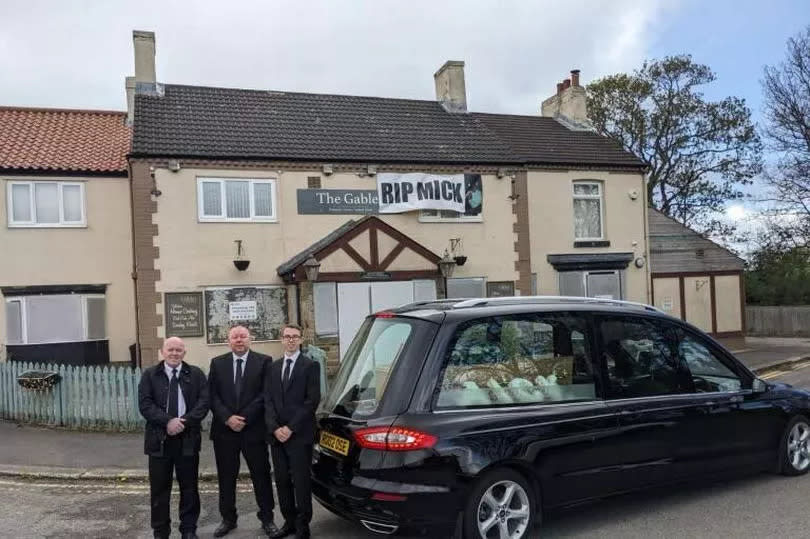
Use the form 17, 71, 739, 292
0, 107, 131, 173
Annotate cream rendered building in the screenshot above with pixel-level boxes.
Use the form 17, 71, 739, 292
0, 107, 135, 365
126, 32, 649, 371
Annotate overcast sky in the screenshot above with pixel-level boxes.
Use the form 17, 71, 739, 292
1, 0, 806, 119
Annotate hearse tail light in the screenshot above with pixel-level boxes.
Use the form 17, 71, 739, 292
375, 311, 396, 318
353, 426, 437, 451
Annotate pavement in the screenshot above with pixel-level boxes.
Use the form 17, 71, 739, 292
1, 336, 809, 482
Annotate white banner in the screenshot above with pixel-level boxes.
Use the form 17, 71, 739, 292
377, 173, 465, 214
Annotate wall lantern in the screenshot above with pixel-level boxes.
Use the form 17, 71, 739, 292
233, 240, 250, 271
438, 250, 457, 278
303, 255, 321, 281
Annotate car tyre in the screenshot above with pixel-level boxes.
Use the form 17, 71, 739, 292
462, 468, 537, 539
778, 415, 810, 476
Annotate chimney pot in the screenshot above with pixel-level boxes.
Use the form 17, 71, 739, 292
563, 78, 571, 90
571, 69, 580, 87
556, 82, 564, 95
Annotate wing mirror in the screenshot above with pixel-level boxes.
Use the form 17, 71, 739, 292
752, 378, 768, 393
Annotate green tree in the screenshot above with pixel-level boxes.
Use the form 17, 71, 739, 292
746, 244, 810, 305
587, 55, 762, 235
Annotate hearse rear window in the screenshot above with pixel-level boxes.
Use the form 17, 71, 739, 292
434, 313, 597, 409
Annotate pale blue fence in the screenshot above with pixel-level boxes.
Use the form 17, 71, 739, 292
0, 361, 143, 430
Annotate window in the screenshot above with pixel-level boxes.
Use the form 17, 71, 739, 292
573, 181, 603, 240
677, 331, 742, 392
599, 316, 692, 398
435, 313, 596, 408
4, 294, 106, 345
313, 282, 338, 336
559, 270, 623, 299
447, 277, 486, 298
197, 178, 277, 222
419, 174, 483, 222
7, 181, 85, 227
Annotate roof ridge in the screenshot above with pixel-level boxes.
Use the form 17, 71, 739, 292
0, 105, 126, 116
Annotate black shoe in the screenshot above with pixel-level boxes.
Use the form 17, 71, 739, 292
295, 525, 310, 539
181, 533, 198, 539
262, 520, 280, 536
213, 521, 237, 537
269, 522, 296, 538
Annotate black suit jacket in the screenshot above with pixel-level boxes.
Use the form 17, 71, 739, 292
138, 361, 209, 457
264, 353, 321, 445
208, 350, 271, 442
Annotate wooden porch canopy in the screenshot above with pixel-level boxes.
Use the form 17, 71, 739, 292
277, 216, 442, 283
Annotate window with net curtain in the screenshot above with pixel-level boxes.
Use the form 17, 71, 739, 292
8, 181, 84, 226
573, 181, 603, 240
198, 178, 276, 221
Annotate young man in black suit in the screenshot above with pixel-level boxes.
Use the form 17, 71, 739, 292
138, 336, 210, 539
209, 325, 278, 537
265, 323, 321, 539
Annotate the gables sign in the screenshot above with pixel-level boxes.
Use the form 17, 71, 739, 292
376, 173, 465, 214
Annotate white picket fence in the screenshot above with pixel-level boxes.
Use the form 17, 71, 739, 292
0, 361, 144, 430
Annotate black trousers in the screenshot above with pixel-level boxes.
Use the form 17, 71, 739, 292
271, 441, 314, 529
213, 435, 275, 524
148, 436, 200, 535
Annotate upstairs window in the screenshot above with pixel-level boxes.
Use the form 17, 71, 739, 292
7, 181, 86, 227
420, 174, 483, 222
573, 181, 603, 240
197, 178, 277, 222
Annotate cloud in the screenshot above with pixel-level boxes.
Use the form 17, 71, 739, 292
0, 0, 675, 112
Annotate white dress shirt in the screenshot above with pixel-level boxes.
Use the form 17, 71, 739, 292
282, 350, 301, 381
232, 352, 249, 383
163, 363, 187, 417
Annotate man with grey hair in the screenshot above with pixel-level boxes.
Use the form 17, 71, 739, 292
138, 336, 209, 539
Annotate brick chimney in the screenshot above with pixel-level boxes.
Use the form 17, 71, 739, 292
126, 30, 157, 125
434, 60, 467, 112
541, 69, 588, 127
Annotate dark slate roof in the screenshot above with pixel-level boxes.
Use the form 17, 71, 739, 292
276, 216, 372, 276
472, 113, 645, 168
132, 83, 645, 168
648, 209, 744, 273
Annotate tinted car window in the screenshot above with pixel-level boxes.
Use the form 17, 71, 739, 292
435, 313, 597, 408
677, 331, 742, 392
600, 315, 693, 398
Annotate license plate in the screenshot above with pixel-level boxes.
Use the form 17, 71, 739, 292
319, 431, 351, 456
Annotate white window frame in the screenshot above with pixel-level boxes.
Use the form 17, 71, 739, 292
196, 177, 278, 223
6, 181, 86, 227
4, 294, 106, 345
572, 180, 604, 240
418, 209, 483, 223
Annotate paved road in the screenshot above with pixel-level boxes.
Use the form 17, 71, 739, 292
4, 366, 810, 539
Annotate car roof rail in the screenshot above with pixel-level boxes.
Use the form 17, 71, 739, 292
450, 295, 665, 314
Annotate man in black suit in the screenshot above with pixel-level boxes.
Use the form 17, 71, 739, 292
265, 323, 321, 539
209, 325, 278, 537
138, 336, 209, 539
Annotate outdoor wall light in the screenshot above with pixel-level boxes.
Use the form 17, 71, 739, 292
322, 164, 334, 176
303, 255, 321, 281
168, 159, 181, 172
438, 250, 457, 278
634, 256, 646, 268
233, 240, 250, 271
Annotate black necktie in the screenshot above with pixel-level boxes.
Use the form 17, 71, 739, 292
235, 358, 244, 402
282, 358, 292, 387
168, 368, 179, 418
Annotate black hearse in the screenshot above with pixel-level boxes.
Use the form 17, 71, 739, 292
312, 297, 810, 537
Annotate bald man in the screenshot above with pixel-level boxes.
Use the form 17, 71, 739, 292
138, 337, 209, 539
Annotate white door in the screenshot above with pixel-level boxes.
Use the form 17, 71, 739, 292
336, 280, 436, 359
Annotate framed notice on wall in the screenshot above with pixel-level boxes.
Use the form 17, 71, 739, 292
204, 286, 288, 344
164, 292, 205, 337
